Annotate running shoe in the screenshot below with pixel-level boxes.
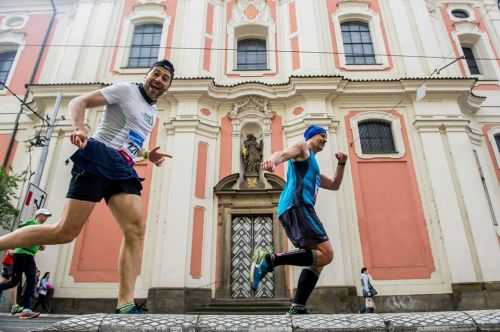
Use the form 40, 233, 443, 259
115, 303, 147, 314
18, 309, 40, 319
10, 304, 23, 315
250, 248, 271, 291
287, 305, 309, 315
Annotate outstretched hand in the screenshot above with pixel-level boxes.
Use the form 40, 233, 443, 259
261, 159, 276, 172
335, 152, 348, 164
148, 146, 172, 166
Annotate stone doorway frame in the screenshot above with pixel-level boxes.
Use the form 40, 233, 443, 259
214, 173, 288, 299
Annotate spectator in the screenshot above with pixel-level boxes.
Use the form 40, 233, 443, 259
1, 249, 19, 314
0, 208, 52, 319
33, 272, 52, 313
361, 267, 377, 313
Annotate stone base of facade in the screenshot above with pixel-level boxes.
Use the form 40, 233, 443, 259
147, 288, 212, 314
309, 282, 500, 314
46, 282, 500, 314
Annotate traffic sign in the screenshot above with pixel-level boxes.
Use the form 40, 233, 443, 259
19, 182, 47, 222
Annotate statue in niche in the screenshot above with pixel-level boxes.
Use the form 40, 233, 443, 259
241, 134, 263, 178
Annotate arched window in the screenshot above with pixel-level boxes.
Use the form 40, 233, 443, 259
359, 120, 396, 154
0, 50, 17, 84
128, 23, 162, 68
236, 39, 267, 70
341, 22, 376, 65
495, 133, 500, 153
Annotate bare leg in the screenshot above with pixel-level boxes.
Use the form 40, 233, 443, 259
0, 199, 95, 250
311, 240, 334, 269
107, 194, 145, 307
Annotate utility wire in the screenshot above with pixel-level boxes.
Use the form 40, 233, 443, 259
0, 82, 49, 125
13, 43, 500, 62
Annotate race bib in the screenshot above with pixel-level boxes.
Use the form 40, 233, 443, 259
121, 130, 145, 159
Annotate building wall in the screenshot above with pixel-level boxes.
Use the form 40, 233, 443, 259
0, 0, 499, 306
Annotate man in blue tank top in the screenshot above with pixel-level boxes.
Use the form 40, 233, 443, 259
251, 125, 347, 314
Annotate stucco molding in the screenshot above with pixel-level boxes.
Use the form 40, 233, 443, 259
283, 113, 338, 138
413, 116, 470, 133
458, 92, 486, 115
163, 116, 219, 138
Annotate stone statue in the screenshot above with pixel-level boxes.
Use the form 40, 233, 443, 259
241, 134, 263, 177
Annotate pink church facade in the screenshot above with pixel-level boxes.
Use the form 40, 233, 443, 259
0, 0, 499, 313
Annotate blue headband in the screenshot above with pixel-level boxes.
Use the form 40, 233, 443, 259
304, 125, 327, 140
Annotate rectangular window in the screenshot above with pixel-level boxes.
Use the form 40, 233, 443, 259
359, 120, 397, 154
237, 39, 267, 71
341, 22, 376, 65
128, 24, 162, 68
495, 134, 500, 153
462, 47, 480, 75
0, 51, 17, 84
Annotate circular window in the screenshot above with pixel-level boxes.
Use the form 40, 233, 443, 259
451, 9, 469, 19
2, 15, 27, 30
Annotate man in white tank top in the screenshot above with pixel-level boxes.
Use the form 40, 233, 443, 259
0, 60, 175, 315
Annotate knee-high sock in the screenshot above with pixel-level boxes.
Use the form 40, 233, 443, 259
292, 267, 320, 306
269, 249, 314, 268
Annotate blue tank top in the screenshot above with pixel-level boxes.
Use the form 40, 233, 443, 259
277, 151, 321, 216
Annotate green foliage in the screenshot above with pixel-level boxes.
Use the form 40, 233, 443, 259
0, 168, 22, 230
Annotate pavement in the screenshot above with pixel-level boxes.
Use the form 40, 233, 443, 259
0, 310, 498, 332
0, 313, 72, 332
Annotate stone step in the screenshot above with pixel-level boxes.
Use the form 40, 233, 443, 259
192, 299, 291, 315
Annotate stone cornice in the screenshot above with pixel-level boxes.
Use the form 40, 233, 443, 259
28, 77, 479, 103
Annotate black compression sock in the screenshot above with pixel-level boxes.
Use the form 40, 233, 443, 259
272, 249, 314, 267
293, 267, 320, 306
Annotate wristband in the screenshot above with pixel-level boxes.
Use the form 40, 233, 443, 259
338, 162, 346, 166
143, 150, 149, 160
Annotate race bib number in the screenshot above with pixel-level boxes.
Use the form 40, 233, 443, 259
121, 130, 145, 159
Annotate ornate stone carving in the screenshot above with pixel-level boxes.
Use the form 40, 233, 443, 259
230, 95, 272, 119
241, 134, 263, 178
231, 0, 273, 25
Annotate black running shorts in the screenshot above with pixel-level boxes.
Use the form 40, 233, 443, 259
66, 164, 142, 203
278, 205, 329, 249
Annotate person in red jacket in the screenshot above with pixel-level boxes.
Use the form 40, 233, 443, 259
1, 249, 19, 314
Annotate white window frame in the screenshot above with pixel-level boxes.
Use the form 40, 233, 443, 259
487, 127, 500, 169
331, 1, 390, 70
0, 31, 24, 95
450, 4, 500, 80
448, 5, 474, 24
227, 23, 276, 76
457, 32, 500, 80
225, 1, 277, 77
350, 112, 405, 159
113, 2, 170, 75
